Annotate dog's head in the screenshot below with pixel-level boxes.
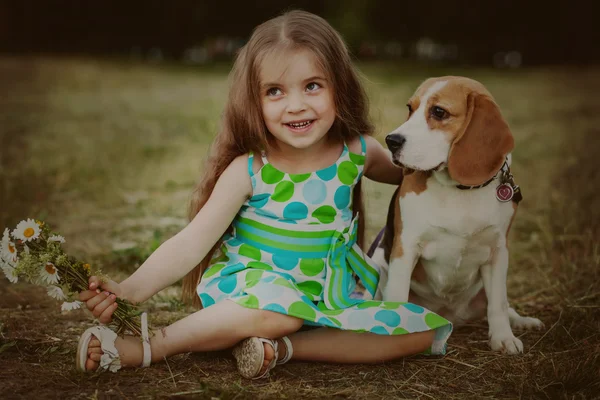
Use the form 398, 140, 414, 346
385, 76, 514, 186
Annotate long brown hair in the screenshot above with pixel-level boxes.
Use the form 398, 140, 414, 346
182, 10, 374, 307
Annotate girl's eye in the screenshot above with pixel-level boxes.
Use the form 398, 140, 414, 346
430, 106, 448, 120
306, 82, 321, 91
266, 87, 282, 96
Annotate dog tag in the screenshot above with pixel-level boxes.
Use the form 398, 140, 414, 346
496, 183, 514, 202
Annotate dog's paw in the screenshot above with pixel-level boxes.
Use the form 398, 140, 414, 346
510, 316, 545, 331
489, 332, 523, 354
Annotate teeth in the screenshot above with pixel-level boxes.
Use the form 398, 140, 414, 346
288, 121, 311, 128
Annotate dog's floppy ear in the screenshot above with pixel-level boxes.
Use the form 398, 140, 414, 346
447, 93, 514, 186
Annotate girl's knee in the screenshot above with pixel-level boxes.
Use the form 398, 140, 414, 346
254, 309, 304, 338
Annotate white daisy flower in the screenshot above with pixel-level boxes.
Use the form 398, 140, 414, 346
12, 219, 41, 242
1, 228, 18, 264
61, 300, 83, 311
40, 262, 60, 284
2, 265, 18, 283
47, 285, 67, 300
48, 235, 66, 244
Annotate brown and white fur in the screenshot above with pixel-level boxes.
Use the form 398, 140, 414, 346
372, 76, 544, 354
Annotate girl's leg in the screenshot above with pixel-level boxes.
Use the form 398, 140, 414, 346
84, 299, 303, 371
281, 327, 435, 363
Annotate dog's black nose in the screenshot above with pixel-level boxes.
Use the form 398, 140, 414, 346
385, 134, 406, 152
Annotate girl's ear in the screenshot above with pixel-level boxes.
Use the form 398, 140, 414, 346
447, 93, 514, 186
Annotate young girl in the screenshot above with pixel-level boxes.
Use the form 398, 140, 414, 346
77, 10, 452, 379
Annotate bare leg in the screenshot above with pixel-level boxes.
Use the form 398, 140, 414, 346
85, 299, 303, 371
288, 327, 435, 363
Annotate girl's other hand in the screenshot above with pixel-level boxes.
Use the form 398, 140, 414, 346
78, 276, 123, 324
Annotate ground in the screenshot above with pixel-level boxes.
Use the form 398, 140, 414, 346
0, 57, 598, 399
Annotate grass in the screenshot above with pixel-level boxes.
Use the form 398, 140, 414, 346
0, 55, 599, 399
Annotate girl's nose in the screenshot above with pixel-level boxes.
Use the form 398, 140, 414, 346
286, 92, 307, 113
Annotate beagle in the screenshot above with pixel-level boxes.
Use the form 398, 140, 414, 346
372, 76, 544, 354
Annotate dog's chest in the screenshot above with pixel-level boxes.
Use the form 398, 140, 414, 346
401, 181, 514, 296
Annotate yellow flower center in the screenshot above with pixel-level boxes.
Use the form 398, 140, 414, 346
8, 243, 15, 253
83, 263, 91, 272
24, 228, 35, 238
45, 263, 56, 274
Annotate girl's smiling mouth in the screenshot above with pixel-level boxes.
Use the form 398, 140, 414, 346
284, 119, 315, 132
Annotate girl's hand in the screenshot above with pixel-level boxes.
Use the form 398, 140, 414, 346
78, 276, 122, 324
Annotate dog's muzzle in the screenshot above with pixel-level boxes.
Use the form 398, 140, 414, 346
385, 133, 406, 153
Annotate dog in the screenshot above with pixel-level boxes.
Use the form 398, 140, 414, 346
372, 76, 544, 354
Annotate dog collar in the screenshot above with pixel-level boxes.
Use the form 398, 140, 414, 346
456, 159, 523, 204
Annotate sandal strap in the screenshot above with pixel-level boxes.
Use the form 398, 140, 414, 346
253, 337, 278, 379
140, 312, 152, 367
276, 336, 293, 365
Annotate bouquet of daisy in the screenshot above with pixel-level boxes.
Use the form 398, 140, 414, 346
1, 218, 142, 335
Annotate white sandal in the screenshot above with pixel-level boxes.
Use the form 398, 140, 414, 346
232, 336, 293, 379
76, 312, 151, 372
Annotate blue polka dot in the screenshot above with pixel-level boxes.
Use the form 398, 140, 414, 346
255, 208, 279, 219
316, 163, 337, 181
370, 326, 389, 335
217, 275, 238, 294
272, 254, 299, 270
220, 262, 246, 276
283, 202, 308, 219
262, 275, 276, 283
251, 176, 257, 189
300, 296, 320, 309
303, 180, 327, 204
334, 185, 351, 209
199, 293, 215, 307
280, 219, 297, 224
249, 193, 270, 208
347, 310, 375, 329
405, 315, 429, 331
341, 209, 352, 221
317, 317, 335, 327
227, 238, 242, 247
263, 303, 287, 314
404, 303, 425, 314
374, 310, 401, 327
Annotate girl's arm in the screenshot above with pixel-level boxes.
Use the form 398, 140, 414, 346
361, 135, 404, 185
119, 155, 253, 304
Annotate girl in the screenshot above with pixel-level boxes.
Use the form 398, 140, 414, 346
77, 10, 452, 379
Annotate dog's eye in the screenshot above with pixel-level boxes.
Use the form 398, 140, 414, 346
430, 106, 448, 120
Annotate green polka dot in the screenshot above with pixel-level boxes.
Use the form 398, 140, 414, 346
297, 280, 323, 296
261, 164, 284, 184
328, 317, 342, 327
425, 312, 448, 328
236, 294, 259, 309
247, 261, 272, 271
288, 301, 317, 320
319, 307, 344, 316
273, 277, 295, 289
337, 161, 358, 185
203, 263, 225, 279
312, 205, 337, 224
271, 181, 294, 202
299, 259, 325, 276
303, 291, 315, 301
357, 301, 380, 309
238, 245, 261, 261
290, 173, 311, 183
349, 152, 365, 165
382, 301, 404, 309
392, 327, 409, 335
245, 270, 264, 288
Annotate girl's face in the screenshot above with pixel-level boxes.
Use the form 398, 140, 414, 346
259, 48, 336, 153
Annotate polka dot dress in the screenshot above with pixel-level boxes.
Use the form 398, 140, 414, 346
197, 137, 452, 355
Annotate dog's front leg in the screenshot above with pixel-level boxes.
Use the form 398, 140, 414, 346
481, 246, 523, 354
382, 236, 419, 303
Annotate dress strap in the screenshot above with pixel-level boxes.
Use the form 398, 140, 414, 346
247, 152, 255, 177
358, 134, 367, 156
